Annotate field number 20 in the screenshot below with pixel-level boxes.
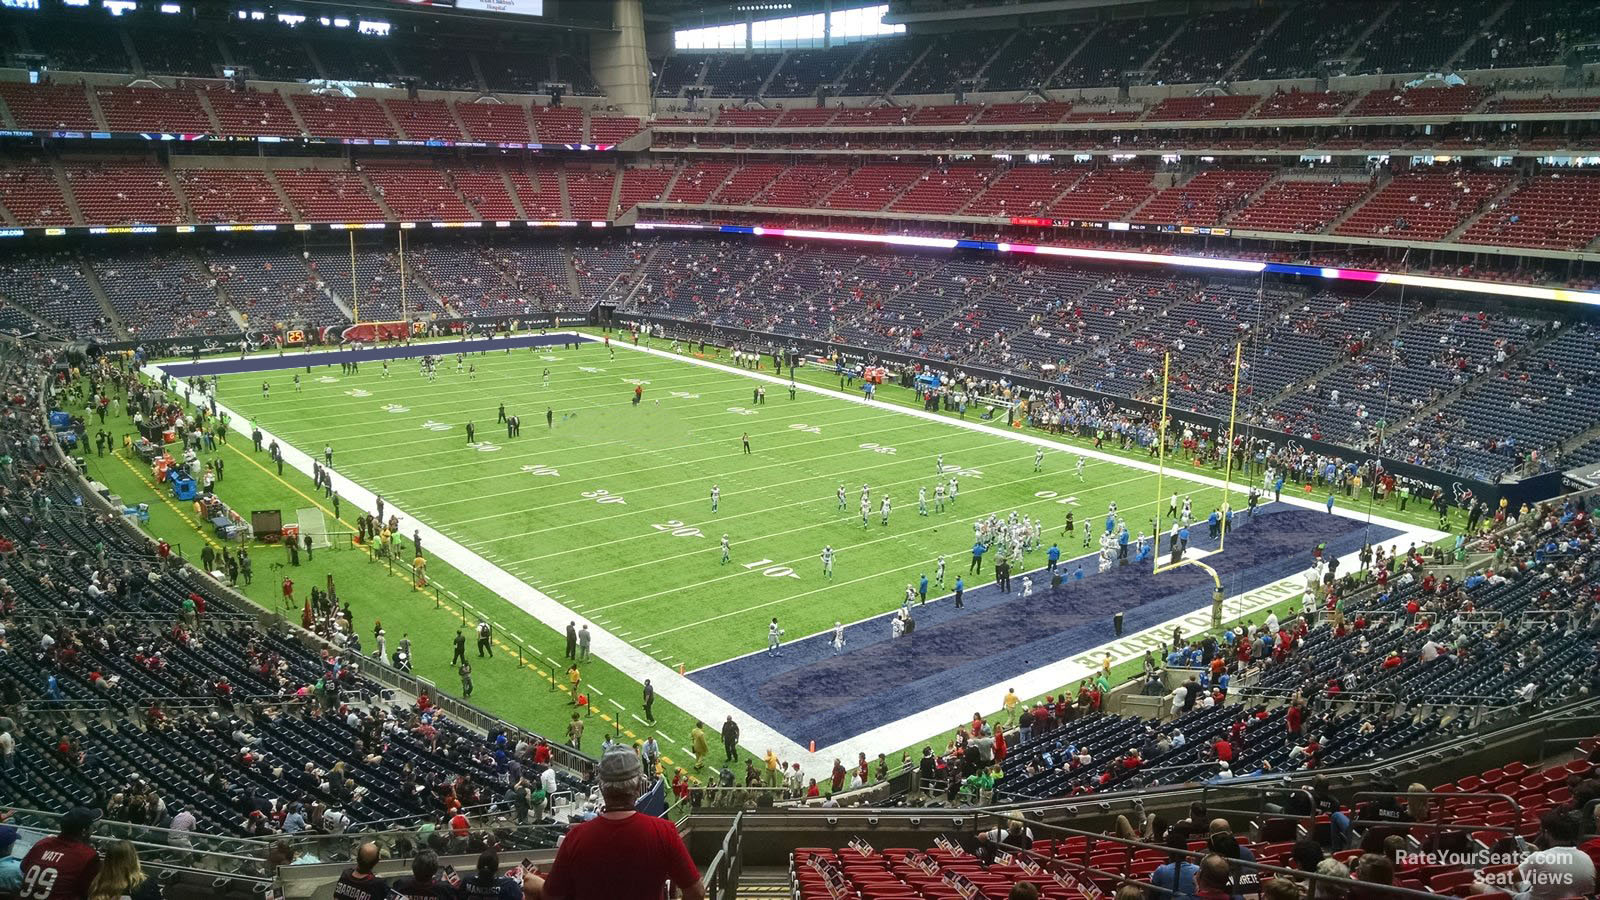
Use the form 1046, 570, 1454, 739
860, 442, 897, 455
742, 558, 800, 579
651, 520, 703, 538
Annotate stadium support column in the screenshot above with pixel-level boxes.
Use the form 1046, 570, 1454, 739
591, 0, 650, 117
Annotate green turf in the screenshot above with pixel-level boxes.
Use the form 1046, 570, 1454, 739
205, 344, 1257, 672
82, 335, 1451, 778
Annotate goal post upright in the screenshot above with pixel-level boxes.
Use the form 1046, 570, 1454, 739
1218, 340, 1244, 554
1151, 351, 1171, 575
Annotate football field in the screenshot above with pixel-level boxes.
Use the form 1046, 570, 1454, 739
207, 339, 1229, 673
148, 333, 1433, 763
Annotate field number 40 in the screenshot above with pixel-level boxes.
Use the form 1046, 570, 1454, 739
742, 559, 800, 579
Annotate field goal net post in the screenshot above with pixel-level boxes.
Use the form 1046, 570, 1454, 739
1150, 343, 1244, 629
294, 507, 354, 551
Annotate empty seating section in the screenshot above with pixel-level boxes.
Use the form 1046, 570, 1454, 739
889, 165, 994, 216
907, 105, 977, 126
206, 248, 345, 326
1133, 169, 1272, 225
775, 107, 838, 127
975, 102, 1071, 125
0, 164, 74, 227
1149, 7, 1278, 84
701, 54, 778, 98
1335, 169, 1511, 242
715, 107, 782, 127
91, 250, 228, 338
895, 32, 1009, 96
655, 55, 705, 97
363, 162, 473, 220
273, 169, 386, 222
1227, 178, 1369, 233
477, 50, 551, 94
1234, 4, 1364, 80
1045, 169, 1153, 221
1053, 18, 1178, 88
306, 37, 393, 83
1250, 90, 1355, 119
839, 37, 921, 96
571, 238, 642, 299
963, 166, 1076, 217
556, 55, 603, 96
290, 94, 395, 140
93, 86, 213, 134
982, 24, 1095, 92
755, 163, 848, 208
1353, 0, 1496, 74
0, 84, 99, 131
832, 106, 912, 127
455, 102, 534, 143
414, 245, 527, 315
765, 47, 859, 97
668, 162, 737, 204
449, 165, 521, 220
1485, 95, 1600, 114
616, 167, 672, 214
198, 87, 303, 138
711, 163, 784, 205
1348, 86, 1485, 118
24, 25, 129, 73
821, 163, 927, 211
1455, 0, 1600, 69
130, 27, 216, 76
589, 115, 642, 143
1144, 94, 1261, 122
175, 169, 292, 224
310, 248, 445, 320
508, 169, 564, 219
1416, 324, 1600, 476
531, 107, 584, 143
390, 39, 481, 92
492, 244, 580, 311
221, 32, 312, 81
0, 252, 113, 337
383, 99, 464, 141
564, 168, 615, 219
1458, 173, 1600, 251
61, 160, 184, 225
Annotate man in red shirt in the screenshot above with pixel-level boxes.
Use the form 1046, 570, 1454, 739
19, 807, 100, 900
527, 750, 702, 900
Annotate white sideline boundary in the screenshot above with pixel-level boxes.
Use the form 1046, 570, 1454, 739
148, 335, 1444, 779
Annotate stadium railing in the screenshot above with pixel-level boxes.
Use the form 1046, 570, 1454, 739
700, 811, 746, 900
2, 805, 275, 888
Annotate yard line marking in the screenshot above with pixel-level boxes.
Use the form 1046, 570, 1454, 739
544, 461, 1146, 599
609, 699, 626, 711
632, 714, 651, 726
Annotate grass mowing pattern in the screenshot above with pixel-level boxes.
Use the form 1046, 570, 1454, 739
85, 336, 1450, 774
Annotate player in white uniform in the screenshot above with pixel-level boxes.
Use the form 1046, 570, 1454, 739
936, 453, 944, 474
860, 495, 871, 529
918, 486, 928, 516
821, 545, 834, 579
934, 481, 946, 512
711, 484, 719, 512
935, 555, 946, 587
832, 622, 845, 654
880, 495, 891, 526
1034, 447, 1044, 472
542, 368, 550, 388
1023, 576, 1034, 597
837, 483, 847, 510
1181, 495, 1193, 526
720, 533, 730, 564
1076, 456, 1086, 481
382, 360, 390, 378
948, 476, 959, 505
767, 618, 783, 657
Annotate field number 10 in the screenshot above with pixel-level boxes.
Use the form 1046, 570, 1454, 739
742, 559, 800, 579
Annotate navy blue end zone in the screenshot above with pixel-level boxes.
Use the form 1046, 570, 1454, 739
690, 504, 1403, 748
152, 334, 596, 378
